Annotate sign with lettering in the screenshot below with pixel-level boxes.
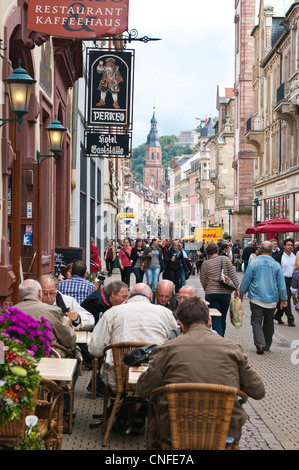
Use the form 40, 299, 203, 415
87, 50, 133, 127
195, 228, 223, 242
85, 131, 130, 157
27, 0, 129, 39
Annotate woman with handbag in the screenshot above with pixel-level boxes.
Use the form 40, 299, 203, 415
131, 238, 145, 284
200, 241, 239, 336
118, 239, 132, 287
142, 238, 164, 294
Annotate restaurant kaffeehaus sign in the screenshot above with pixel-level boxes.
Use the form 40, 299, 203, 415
0, 0, 129, 304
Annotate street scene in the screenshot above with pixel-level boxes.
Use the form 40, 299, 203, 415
2, 0, 299, 453
59, 267, 299, 452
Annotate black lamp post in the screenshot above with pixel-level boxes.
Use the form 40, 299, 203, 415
228, 208, 233, 240
253, 198, 260, 227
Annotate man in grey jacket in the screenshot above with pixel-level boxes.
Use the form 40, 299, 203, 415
136, 296, 265, 447
14, 279, 77, 351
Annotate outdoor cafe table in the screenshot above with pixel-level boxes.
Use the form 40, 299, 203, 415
37, 358, 77, 382
37, 358, 77, 433
76, 331, 92, 344
128, 365, 148, 386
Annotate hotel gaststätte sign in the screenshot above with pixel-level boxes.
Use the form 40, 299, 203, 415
27, 0, 129, 39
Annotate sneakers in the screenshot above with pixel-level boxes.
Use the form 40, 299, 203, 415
256, 346, 265, 355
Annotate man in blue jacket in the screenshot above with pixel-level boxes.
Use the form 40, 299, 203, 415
239, 240, 288, 354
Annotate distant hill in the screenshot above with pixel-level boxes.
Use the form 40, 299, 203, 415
131, 134, 199, 183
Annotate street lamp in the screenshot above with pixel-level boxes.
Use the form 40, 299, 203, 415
1, 59, 36, 131
228, 208, 233, 240
253, 198, 260, 227
36, 116, 67, 164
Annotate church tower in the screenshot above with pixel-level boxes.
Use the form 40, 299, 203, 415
143, 109, 165, 192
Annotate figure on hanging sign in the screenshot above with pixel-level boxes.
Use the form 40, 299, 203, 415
96, 57, 124, 110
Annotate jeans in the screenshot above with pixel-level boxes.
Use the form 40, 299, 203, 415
145, 267, 160, 293
205, 293, 231, 336
250, 301, 276, 350
166, 267, 181, 293
180, 267, 186, 287
120, 266, 132, 287
275, 277, 295, 325
106, 258, 113, 275
133, 267, 144, 283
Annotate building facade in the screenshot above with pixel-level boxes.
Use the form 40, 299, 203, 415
0, 0, 83, 304
206, 86, 235, 237
245, 0, 297, 232
233, 0, 257, 241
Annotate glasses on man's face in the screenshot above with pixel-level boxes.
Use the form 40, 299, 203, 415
158, 294, 172, 299
42, 290, 57, 297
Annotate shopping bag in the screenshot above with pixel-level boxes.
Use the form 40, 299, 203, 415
230, 297, 243, 329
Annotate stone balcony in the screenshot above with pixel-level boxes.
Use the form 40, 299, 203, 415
245, 115, 264, 156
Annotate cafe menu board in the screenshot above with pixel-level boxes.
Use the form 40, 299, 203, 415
54, 247, 84, 278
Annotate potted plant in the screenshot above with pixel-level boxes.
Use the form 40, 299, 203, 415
0, 334, 42, 442
0, 308, 53, 444
0, 307, 53, 359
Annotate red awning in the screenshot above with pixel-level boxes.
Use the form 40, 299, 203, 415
255, 219, 299, 234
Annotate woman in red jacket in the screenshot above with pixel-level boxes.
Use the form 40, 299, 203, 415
118, 238, 132, 287
91, 237, 102, 281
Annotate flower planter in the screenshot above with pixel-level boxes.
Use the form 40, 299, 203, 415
0, 409, 26, 446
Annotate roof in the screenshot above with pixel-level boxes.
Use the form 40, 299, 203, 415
146, 108, 161, 147
200, 117, 216, 138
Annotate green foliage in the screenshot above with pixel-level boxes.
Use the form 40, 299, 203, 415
14, 422, 44, 450
131, 135, 199, 183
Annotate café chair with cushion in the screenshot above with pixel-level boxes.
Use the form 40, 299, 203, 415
101, 341, 151, 447
147, 383, 248, 450
35, 378, 64, 450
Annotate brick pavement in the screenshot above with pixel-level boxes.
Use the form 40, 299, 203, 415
62, 269, 299, 451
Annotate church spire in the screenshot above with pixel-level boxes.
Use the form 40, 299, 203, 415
146, 107, 161, 147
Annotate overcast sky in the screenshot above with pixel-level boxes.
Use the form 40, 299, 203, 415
128, 0, 236, 148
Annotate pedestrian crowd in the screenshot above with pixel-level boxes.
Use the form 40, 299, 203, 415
6, 233, 299, 448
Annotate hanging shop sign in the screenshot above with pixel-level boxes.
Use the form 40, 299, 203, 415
27, 0, 129, 39
84, 131, 130, 157
86, 50, 133, 128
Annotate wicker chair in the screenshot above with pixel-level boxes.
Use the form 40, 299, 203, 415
147, 383, 248, 450
101, 341, 151, 447
50, 344, 77, 433
35, 379, 64, 450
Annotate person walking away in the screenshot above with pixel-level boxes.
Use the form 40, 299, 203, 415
200, 241, 239, 336
104, 240, 116, 276
239, 241, 288, 354
118, 238, 132, 288
90, 237, 102, 281
273, 238, 296, 326
131, 238, 145, 283
241, 242, 253, 272
142, 238, 164, 295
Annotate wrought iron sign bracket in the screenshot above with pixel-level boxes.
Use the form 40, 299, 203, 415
83, 29, 161, 48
